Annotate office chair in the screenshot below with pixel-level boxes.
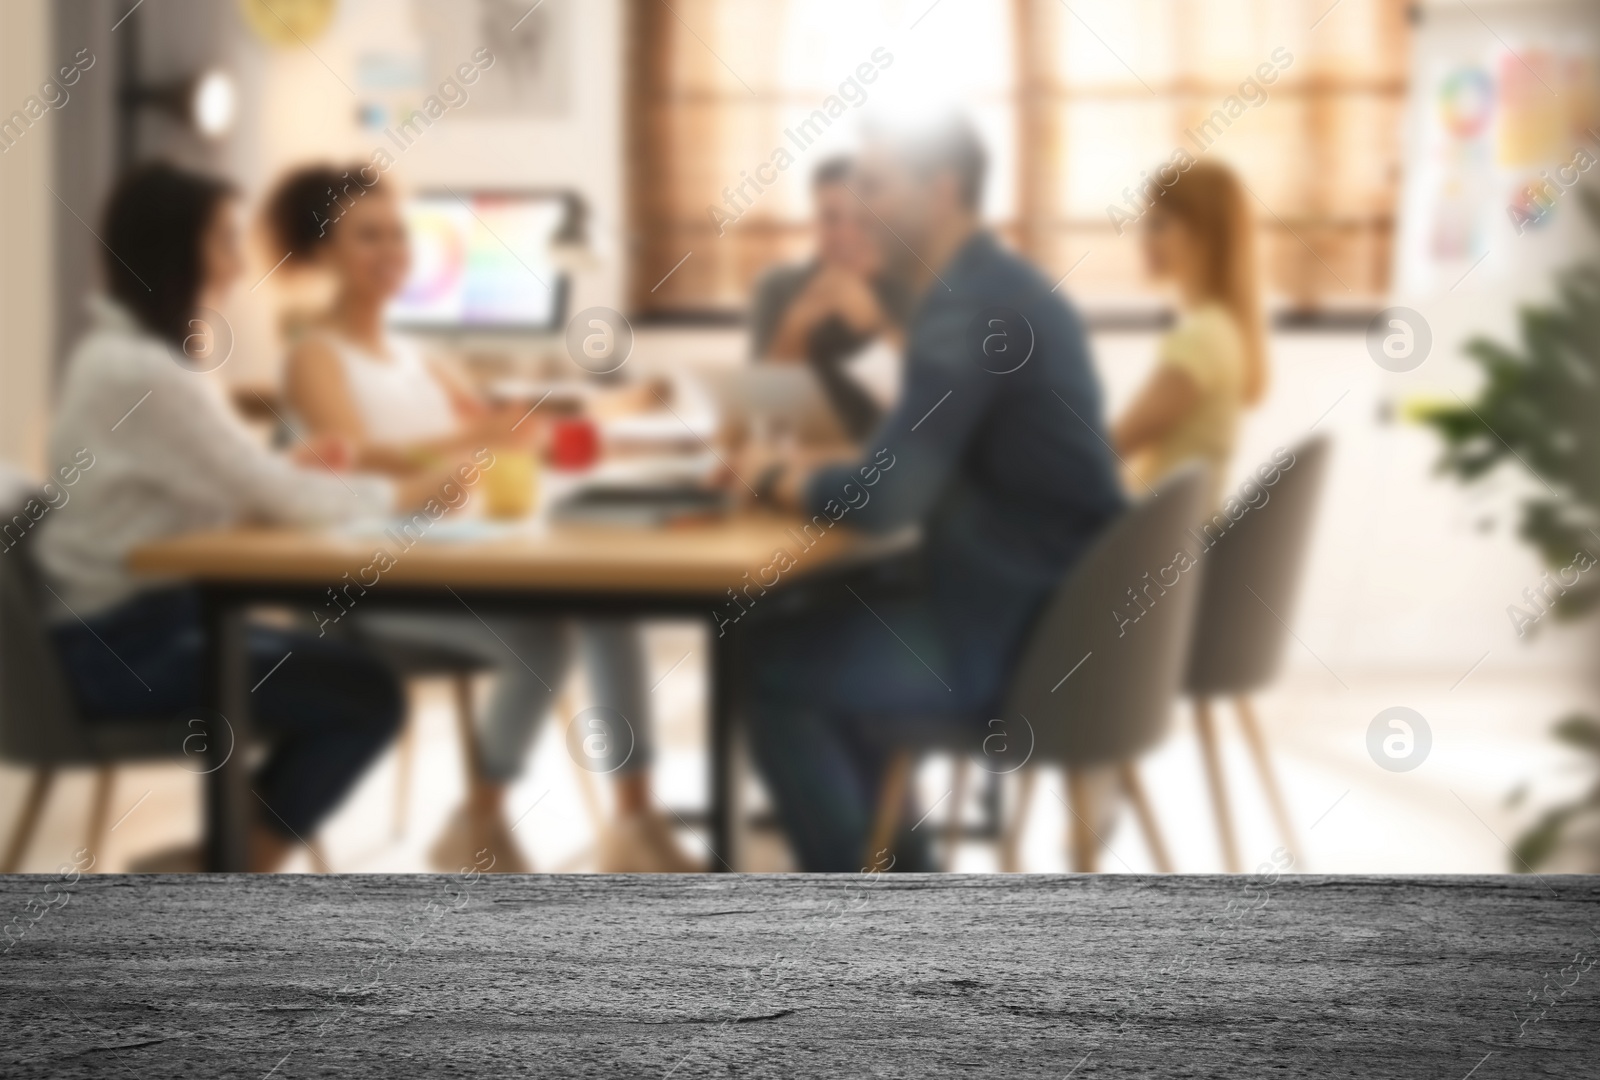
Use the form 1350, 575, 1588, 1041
1184, 435, 1331, 871
0, 503, 191, 872
868, 465, 1211, 872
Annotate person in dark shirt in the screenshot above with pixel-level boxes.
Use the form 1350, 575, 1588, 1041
748, 156, 914, 440
728, 115, 1126, 872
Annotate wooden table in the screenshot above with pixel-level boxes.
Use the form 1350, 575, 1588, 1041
129, 513, 910, 871
2, 873, 1596, 1077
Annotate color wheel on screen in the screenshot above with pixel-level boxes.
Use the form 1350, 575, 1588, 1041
391, 194, 564, 329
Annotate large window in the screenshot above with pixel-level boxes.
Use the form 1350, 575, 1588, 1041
627, 0, 1409, 315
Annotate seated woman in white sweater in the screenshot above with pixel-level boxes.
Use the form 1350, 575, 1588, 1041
260, 165, 692, 873
36, 164, 457, 872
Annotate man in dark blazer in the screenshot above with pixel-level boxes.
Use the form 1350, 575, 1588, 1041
731, 114, 1126, 871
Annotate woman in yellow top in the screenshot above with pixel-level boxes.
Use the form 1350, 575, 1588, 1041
1113, 160, 1267, 506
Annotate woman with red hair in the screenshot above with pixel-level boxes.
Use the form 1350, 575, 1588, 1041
1114, 159, 1268, 506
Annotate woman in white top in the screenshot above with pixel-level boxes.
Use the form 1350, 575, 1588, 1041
36, 164, 454, 872
264, 165, 689, 872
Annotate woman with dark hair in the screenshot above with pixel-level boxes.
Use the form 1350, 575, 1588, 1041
37, 163, 449, 871
258, 163, 693, 873
100, 163, 237, 349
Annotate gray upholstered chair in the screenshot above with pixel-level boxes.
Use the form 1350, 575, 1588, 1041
0, 502, 192, 871
868, 464, 1211, 872
1184, 435, 1331, 870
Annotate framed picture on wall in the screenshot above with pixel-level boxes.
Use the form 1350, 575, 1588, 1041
417, 0, 572, 118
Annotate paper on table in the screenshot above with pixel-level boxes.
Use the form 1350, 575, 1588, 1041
841, 339, 902, 410
578, 452, 722, 488
333, 514, 544, 544
601, 377, 718, 444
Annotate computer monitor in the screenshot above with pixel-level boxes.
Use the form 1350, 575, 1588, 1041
388, 190, 571, 334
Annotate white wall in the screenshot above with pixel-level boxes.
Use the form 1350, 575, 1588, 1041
223, 0, 624, 382
1383, 0, 1600, 686
0, 0, 55, 474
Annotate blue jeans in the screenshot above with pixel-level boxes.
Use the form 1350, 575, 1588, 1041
52, 587, 401, 838
740, 570, 995, 872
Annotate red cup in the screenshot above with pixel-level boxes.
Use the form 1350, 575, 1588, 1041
550, 417, 601, 471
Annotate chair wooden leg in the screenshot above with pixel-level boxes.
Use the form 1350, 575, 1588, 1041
1235, 697, 1297, 862
865, 750, 913, 870
452, 675, 482, 795
941, 757, 970, 872
998, 768, 1035, 873
1065, 768, 1098, 873
86, 766, 114, 867
4, 768, 55, 873
394, 710, 417, 841
307, 838, 331, 873
553, 689, 608, 832
1194, 699, 1241, 872
1118, 762, 1172, 873
570, 755, 606, 833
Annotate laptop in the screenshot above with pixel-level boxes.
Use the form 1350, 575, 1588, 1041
695, 365, 850, 445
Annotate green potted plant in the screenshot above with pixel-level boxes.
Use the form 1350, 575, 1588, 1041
1415, 188, 1600, 872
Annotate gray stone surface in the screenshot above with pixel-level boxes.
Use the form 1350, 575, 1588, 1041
1, 873, 1597, 1077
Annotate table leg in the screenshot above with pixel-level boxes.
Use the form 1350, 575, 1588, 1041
708, 619, 740, 872
201, 590, 252, 872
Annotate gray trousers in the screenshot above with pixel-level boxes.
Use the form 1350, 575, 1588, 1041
356, 613, 650, 780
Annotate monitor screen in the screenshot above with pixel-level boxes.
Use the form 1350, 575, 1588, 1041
389, 192, 569, 332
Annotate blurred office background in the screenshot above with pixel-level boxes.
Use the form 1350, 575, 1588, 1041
1, 0, 1597, 874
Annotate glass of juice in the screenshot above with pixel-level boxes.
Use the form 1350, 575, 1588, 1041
483, 449, 538, 519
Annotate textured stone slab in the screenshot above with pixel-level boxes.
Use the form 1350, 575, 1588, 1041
1, 874, 1597, 1077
